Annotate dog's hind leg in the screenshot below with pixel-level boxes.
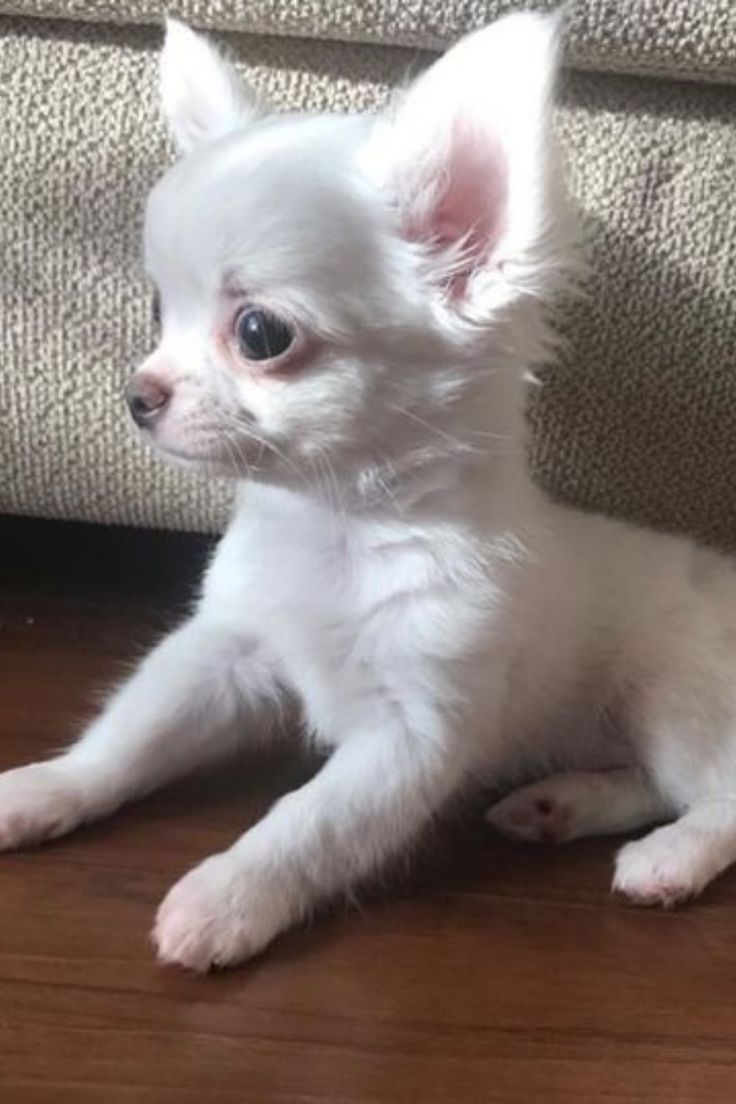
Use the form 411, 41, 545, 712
486, 767, 672, 843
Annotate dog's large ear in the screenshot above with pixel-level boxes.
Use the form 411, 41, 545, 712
362, 13, 565, 314
160, 19, 260, 155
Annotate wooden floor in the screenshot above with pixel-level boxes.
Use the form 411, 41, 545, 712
3, 515, 736, 1102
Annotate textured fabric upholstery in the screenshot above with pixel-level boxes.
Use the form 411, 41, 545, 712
2, 0, 735, 83
1, 6, 735, 545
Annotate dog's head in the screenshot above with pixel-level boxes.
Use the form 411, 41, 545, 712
130, 14, 572, 494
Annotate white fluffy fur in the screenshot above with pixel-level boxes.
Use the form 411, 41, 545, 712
4, 13, 736, 970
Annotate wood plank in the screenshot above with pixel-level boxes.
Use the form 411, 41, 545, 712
2, 515, 736, 1102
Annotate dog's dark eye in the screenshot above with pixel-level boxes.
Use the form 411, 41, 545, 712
152, 292, 161, 328
236, 308, 293, 362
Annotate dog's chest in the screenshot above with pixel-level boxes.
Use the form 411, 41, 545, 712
205, 487, 414, 638
201, 486, 494, 737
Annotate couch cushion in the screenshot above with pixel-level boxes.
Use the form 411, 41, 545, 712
2, 17, 736, 543
1, 0, 735, 86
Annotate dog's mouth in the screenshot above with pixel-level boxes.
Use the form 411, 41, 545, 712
144, 438, 221, 473
144, 428, 271, 479
154, 442, 210, 463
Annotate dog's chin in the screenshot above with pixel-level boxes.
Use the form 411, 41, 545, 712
139, 422, 307, 484
144, 434, 252, 480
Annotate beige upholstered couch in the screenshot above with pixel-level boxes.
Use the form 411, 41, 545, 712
1, 2, 735, 544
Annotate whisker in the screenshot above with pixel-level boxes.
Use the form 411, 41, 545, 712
390, 403, 480, 456
213, 410, 307, 486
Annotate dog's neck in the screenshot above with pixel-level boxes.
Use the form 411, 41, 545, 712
240, 397, 538, 535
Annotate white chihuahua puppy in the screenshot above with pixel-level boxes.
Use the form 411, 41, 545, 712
3, 13, 736, 971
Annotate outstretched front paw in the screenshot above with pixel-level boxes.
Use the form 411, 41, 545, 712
613, 827, 705, 908
154, 853, 298, 972
0, 763, 88, 850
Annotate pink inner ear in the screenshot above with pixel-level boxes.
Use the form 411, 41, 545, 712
416, 121, 507, 288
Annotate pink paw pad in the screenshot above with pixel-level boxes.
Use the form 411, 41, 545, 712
531, 797, 572, 842
616, 881, 691, 909
486, 790, 574, 844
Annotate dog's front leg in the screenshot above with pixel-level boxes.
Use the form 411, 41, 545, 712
0, 616, 283, 850
154, 690, 475, 971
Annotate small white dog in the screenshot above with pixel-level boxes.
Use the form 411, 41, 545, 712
4, 13, 736, 971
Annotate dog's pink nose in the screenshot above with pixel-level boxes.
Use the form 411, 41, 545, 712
126, 374, 171, 428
